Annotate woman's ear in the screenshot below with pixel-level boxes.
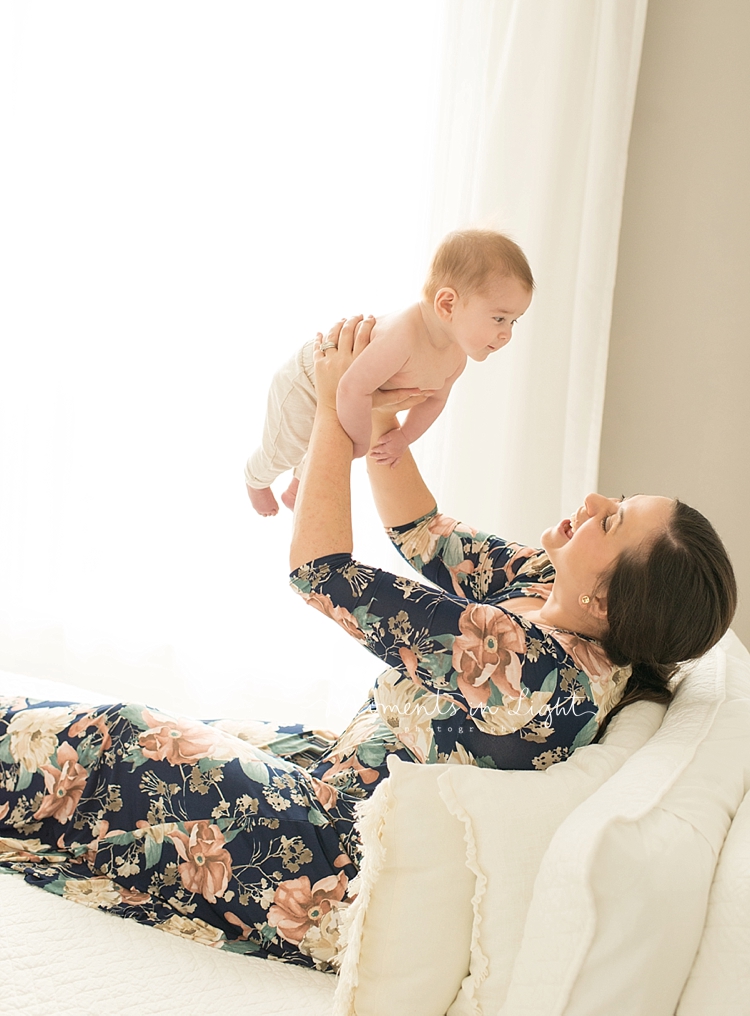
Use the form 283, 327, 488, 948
586, 591, 608, 622
434, 287, 458, 321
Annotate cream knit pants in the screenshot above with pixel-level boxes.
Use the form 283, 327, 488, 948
244, 341, 317, 488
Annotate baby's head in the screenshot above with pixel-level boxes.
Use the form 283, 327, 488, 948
423, 229, 534, 361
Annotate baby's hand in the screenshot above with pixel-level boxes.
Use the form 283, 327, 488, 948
369, 427, 409, 468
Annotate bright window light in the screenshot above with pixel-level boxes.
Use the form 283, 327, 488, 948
0, 2, 444, 729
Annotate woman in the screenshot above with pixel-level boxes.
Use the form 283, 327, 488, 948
0, 318, 737, 969
289, 315, 737, 785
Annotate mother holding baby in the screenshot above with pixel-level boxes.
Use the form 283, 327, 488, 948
289, 314, 737, 787
0, 310, 737, 969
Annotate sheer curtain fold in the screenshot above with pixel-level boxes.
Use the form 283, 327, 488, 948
418, 0, 649, 546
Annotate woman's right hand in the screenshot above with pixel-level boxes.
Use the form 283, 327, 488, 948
312, 316, 368, 410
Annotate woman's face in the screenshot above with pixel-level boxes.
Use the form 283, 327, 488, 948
541, 493, 675, 607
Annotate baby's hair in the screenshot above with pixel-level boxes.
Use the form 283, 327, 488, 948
422, 229, 534, 302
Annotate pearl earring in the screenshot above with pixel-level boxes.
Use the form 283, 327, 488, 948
580, 595, 591, 605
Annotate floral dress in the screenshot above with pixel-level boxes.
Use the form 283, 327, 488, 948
296, 508, 631, 792
0, 508, 629, 969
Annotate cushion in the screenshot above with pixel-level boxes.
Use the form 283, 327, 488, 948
440, 699, 666, 1015
501, 631, 750, 1016
334, 759, 474, 1016
676, 787, 750, 1014
334, 696, 665, 1016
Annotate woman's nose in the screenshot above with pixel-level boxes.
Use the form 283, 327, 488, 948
583, 492, 613, 515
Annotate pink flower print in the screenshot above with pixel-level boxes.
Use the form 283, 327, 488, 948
119, 886, 152, 906
398, 646, 422, 684
84, 819, 109, 870
310, 777, 338, 811
553, 631, 628, 714
169, 820, 232, 904
139, 710, 221, 766
69, 712, 112, 754
0, 802, 9, 821
452, 604, 526, 708
428, 513, 461, 539
33, 742, 88, 824
225, 910, 253, 940
304, 593, 367, 643
268, 872, 348, 945
554, 632, 616, 682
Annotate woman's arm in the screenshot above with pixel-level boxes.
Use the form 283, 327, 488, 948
289, 316, 422, 570
365, 410, 438, 527
367, 407, 550, 601
288, 320, 361, 572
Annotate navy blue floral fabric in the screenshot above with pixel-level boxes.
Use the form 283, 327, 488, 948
0, 508, 630, 967
293, 508, 631, 788
0, 698, 359, 969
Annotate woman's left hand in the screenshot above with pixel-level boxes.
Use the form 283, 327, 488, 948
314, 314, 425, 412
313, 315, 373, 409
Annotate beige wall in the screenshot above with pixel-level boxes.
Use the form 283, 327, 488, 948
599, 0, 750, 644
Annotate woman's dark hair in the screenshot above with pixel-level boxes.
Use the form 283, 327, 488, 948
595, 499, 737, 737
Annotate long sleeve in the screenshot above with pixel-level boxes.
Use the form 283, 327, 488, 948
290, 553, 630, 771
386, 508, 555, 600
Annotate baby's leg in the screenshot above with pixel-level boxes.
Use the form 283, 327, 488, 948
247, 484, 280, 516
245, 343, 316, 515
280, 462, 305, 511
280, 478, 299, 511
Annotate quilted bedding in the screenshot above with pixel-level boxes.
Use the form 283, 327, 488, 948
0, 670, 337, 1016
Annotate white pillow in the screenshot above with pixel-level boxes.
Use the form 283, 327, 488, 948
677, 785, 750, 1015
334, 758, 475, 1016
334, 698, 665, 1016
501, 632, 750, 1016
439, 699, 666, 1016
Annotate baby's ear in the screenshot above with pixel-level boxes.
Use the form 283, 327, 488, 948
434, 287, 458, 320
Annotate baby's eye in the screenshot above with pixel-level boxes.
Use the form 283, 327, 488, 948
493, 316, 506, 323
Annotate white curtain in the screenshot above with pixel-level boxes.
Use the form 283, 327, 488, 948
0, 1, 647, 732
0, 1, 443, 730
417, 0, 649, 547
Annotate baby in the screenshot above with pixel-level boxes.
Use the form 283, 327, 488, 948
245, 229, 534, 515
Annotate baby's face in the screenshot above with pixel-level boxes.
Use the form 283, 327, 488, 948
451, 276, 532, 361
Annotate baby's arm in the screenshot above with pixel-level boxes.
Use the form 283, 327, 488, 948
336, 335, 411, 458
370, 364, 464, 467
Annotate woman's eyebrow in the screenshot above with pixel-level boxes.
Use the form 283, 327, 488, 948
617, 493, 643, 529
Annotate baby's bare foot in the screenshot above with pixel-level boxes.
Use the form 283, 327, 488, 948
281, 477, 300, 511
247, 485, 279, 517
